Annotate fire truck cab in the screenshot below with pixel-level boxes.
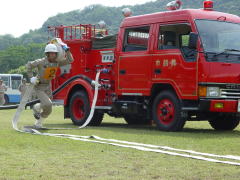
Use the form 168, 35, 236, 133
52, 1, 240, 131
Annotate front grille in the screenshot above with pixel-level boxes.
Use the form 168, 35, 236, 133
220, 89, 240, 99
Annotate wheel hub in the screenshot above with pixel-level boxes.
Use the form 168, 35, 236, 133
161, 108, 168, 115
157, 99, 175, 125
72, 97, 84, 120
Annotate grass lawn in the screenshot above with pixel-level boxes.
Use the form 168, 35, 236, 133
0, 107, 240, 180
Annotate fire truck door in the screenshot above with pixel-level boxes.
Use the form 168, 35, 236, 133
152, 24, 198, 98
118, 53, 152, 90
118, 26, 152, 92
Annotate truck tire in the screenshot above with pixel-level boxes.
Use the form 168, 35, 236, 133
69, 91, 103, 126
89, 111, 104, 126
124, 115, 149, 125
209, 114, 240, 131
152, 91, 185, 131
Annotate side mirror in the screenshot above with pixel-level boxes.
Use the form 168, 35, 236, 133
188, 32, 198, 49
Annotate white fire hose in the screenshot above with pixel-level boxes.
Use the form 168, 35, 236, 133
12, 70, 101, 131
11, 71, 240, 166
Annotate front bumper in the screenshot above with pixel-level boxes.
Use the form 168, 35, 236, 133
199, 99, 238, 113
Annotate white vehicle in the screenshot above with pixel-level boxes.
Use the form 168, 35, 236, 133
0, 74, 23, 104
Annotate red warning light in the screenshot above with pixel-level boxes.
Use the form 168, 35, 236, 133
203, 0, 214, 11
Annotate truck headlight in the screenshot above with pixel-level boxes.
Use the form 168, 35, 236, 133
207, 87, 220, 97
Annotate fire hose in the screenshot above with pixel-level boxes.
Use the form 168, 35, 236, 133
12, 71, 101, 131
3, 71, 240, 166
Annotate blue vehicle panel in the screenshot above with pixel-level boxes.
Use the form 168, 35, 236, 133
7, 94, 21, 103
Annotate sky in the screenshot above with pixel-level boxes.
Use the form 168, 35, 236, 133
0, 0, 154, 37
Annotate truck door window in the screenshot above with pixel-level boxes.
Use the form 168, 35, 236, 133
123, 26, 150, 52
158, 24, 196, 61
180, 35, 190, 47
159, 31, 177, 49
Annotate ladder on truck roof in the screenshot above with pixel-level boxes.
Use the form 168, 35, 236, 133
48, 24, 108, 41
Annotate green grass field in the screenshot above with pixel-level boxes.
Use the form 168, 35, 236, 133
0, 107, 240, 180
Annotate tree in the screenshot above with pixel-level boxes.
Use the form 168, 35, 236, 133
0, 43, 45, 73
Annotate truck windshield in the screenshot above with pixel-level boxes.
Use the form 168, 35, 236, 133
195, 20, 240, 62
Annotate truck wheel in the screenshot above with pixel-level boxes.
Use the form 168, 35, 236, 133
124, 115, 149, 125
69, 91, 104, 126
209, 114, 240, 131
152, 91, 185, 131
88, 111, 104, 126
69, 91, 90, 126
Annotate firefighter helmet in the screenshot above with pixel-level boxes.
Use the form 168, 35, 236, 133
44, 44, 59, 53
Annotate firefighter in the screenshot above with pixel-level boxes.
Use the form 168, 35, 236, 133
0, 79, 7, 105
18, 78, 27, 100
26, 42, 73, 128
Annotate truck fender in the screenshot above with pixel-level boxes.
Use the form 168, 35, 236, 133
63, 79, 94, 106
151, 82, 182, 100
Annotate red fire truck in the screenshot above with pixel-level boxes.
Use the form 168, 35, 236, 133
50, 0, 240, 131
